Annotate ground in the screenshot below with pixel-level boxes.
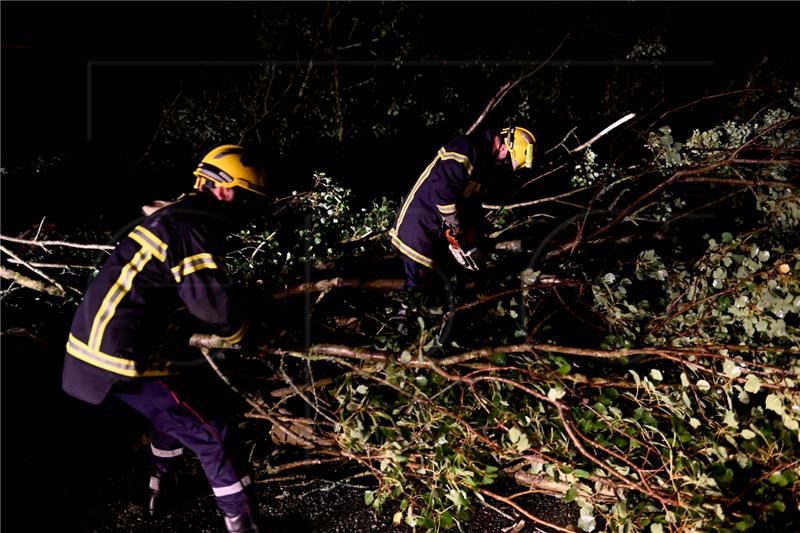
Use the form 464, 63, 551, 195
0, 335, 577, 533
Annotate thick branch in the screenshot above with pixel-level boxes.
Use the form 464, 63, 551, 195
0, 267, 65, 297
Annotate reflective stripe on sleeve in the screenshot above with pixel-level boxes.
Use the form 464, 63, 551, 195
171, 253, 218, 282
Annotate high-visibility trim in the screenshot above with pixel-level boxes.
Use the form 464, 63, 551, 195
221, 320, 249, 345
129, 226, 168, 262
438, 148, 474, 176
88, 247, 152, 350
151, 443, 184, 458
196, 162, 235, 184
436, 203, 457, 215
66, 333, 170, 377
171, 253, 218, 282
212, 475, 251, 497
393, 155, 440, 238
149, 476, 160, 491
392, 147, 474, 240
390, 234, 434, 268
88, 226, 168, 350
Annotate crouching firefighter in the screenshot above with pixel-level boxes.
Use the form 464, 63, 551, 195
62, 145, 268, 532
389, 124, 537, 291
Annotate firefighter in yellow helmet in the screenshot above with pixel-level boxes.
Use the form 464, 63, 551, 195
63, 145, 268, 532
389, 125, 536, 290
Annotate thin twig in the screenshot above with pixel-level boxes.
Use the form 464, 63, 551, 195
0, 244, 70, 295
465, 33, 569, 135
0, 234, 115, 251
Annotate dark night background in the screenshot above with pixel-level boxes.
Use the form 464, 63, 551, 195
1, 2, 797, 530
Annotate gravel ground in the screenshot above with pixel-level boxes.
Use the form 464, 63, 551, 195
85, 453, 579, 533
4, 335, 576, 533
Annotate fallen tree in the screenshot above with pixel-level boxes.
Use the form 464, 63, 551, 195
2, 87, 799, 532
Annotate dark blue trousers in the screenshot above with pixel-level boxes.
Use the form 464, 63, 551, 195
111, 378, 253, 516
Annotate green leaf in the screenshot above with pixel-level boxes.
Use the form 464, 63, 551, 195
565, 487, 578, 503
548, 387, 566, 401
735, 517, 754, 532
696, 379, 711, 392
771, 500, 786, 512
650, 369, 663, 381
744, 374, 762, 394
578, 509, 596, 532
490, 352, 508, 365
765, 393, 784, 414
440, 511, 454, 528
446, 488, 466, 510
651, 524, 664, 533
400, 350, 412, 363
573, 469, 590, 479
364, 490, 374, 505
516, 433, 531, 452
723, 360, 741, 378
741, 429, 756, 440
768, 471, 789, 487
508, 427, 521, 444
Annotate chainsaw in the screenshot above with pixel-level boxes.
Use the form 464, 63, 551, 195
445, 228, 483, 271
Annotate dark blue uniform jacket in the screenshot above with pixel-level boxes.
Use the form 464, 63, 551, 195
390, 128, 494, 268
62, 193, 247, 405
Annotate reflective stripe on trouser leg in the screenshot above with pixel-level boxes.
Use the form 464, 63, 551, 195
111, 379, 252, 516
150, 427, 183, 474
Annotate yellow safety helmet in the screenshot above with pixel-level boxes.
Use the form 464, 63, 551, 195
501, 126, 537, 170
193, 144, 268, 198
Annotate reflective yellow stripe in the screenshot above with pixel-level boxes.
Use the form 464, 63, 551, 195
390, 234, 434, 268
88, 225, 169, 351
438, 149, 474, 175
436, 203, 457, 214
89, 248, 153, 350
394, 154, 439, 236
393, 147, 474, 238
222, 320, 249, 345
66, 334, 170, 377
171, 253, 218, 282
129, 226, 167, 262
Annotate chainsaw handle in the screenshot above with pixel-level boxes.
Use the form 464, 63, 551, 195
444, 228, 461, 249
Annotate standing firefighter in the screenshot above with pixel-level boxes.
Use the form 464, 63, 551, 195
389, 125, 536, 290
62, 145, 267, 532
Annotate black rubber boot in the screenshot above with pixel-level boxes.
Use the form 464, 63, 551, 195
223, 511, 260, 532
146, 472, 177, 518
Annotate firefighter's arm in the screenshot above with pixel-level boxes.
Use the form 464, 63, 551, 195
168, 229, 248, 345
